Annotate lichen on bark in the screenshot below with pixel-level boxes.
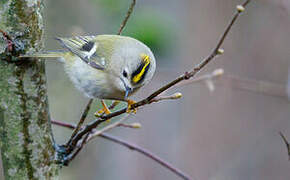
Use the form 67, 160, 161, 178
0, 0, 59, 179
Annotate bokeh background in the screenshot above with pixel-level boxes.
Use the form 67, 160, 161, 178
1, 0, 290, 179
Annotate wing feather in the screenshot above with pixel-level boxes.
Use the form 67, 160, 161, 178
56, 36, 105, 70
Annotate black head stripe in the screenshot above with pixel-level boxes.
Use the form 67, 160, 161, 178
131, 62, 151, 84
80, 41, 95, 52
139, 64, 150, 83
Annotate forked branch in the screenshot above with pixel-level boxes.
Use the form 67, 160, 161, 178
52, 120, 191, 180
68, 0, 252, 152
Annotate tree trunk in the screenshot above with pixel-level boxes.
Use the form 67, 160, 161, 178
0, 1, 59, 179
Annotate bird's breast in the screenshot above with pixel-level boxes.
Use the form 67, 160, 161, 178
63, 56, 126, 100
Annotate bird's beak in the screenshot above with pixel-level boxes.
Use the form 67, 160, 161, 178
121, 78, 132, 99
125, 85, 132, 99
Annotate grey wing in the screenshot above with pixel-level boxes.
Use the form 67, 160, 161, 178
56, 36, 105, 70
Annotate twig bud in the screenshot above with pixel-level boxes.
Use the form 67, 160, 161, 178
236, 5, 245, 13
130, 122, 142, 129
217, 48, 224, 55
212, 69, 224, 76
172, 92, 183, 99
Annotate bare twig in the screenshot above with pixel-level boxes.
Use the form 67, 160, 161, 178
63, 132, 90, 165
52, 120, 191, 180
177, 69, 224, 88
118, 122, 142, 129
68, 91, 185, 150
149, 92, 183, 103
86, 69, 220, 128
51, 120, 75, 129
99, 133, 191, 180
68, 0, 252, 151
71, 92, 183, 146
279, 132, 290, 160
87, 114, 131, 140
66, 99, 93, 147
118, 0, 136, 35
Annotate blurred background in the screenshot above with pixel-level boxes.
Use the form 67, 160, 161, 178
1, 0, 290, 179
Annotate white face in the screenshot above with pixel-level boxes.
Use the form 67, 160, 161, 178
109, 38, 156, 98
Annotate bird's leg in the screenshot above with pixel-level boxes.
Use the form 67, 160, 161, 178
94, 100, 111, 117
126, 99, 137, 114
100, 100, 111, 114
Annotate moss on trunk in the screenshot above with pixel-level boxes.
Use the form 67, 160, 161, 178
0, 0, 59, 179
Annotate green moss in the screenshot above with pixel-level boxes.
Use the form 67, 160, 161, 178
14, 66, 35, 180
0, 1, 59, 179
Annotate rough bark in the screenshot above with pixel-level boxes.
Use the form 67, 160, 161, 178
0, 0, 59, 179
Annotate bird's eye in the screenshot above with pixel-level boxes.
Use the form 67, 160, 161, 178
123, 70, 128, 78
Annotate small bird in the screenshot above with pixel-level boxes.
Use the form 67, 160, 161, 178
21, 35, 156, 115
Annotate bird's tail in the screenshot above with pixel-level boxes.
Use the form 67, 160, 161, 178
19, 51, 66, 59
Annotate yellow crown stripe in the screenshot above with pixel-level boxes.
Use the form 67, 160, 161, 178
132, 55, 150, 83
142, 54, 150, 64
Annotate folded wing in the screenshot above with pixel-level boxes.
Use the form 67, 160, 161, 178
56, 36, 105, 70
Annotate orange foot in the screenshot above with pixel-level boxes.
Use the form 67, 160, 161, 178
94, 100, 111, 118
126, 99, 137, 114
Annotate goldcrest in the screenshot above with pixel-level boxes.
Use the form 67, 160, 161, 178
22, 35, 156, 105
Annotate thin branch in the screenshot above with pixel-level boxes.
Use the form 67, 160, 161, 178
118, 0, 136, 35
99, 133, 191, 180
74, 92, 183, 145
87, 114, 131, 140
118, 122, 142, 129
63, 132, 90, 165
149, 92, 183, 103
68, 0, 252, 150
68, 91, 185, 150
52, 120, 191, 180
66, 99, 93, 147
174, 69, 224, 90
51, 120, 75, 129
279, 132, 290, 160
